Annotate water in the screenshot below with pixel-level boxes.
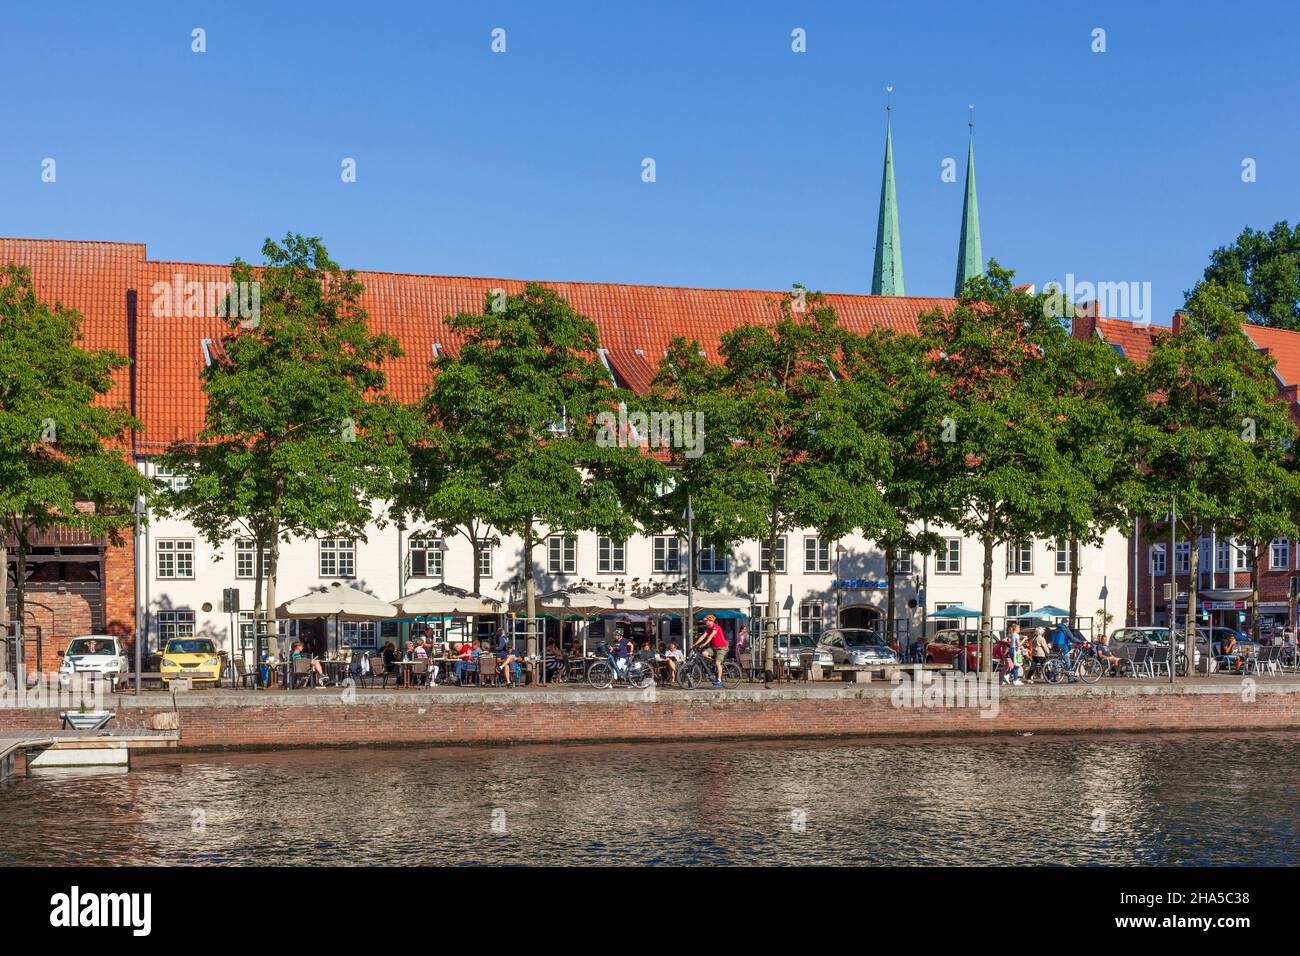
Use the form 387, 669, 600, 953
2, 733, 1296, 865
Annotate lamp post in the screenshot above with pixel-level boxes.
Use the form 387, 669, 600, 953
834, 542, 847, 627
132, 493, 146, 697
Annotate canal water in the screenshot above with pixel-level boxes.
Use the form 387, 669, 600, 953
1, 732, 1296, 865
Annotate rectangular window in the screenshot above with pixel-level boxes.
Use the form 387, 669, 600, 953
933, 602, 958, 632
760, 537, 786, 574
237, 610, 266, 652
408, 538, 443, 579
1054, 537, 1072, 575
1006, 540, 1032, 575
1215, 540, 1230, 573
652, 536, 681, 574
804, 537, 830, 573
1150, 544, 1167, 576
478, 547, 493, 579
697, 543, 728, 574
340, 621, 378, 649
235, 539, 269, 579
1234, 541, 1249, 571
1272, 538, 1290, 571
893, 549, 914, 574
319, 538, 356, 578
548, 535, 576, 574
799, 602, 823, 638
1005, 602, 1031, 627
153, 462, 190, 491
597, 537, 626, 574
158, 610, 195, 643
156, 539, 194, 579
1175, 542, 1191, 574
935, 538, 961, 574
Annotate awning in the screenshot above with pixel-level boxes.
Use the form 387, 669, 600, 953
1198, 589, 1253, 602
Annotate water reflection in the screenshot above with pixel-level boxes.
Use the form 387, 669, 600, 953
2, 733, 1296, 865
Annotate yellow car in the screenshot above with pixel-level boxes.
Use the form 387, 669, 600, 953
160, 637, 223, 687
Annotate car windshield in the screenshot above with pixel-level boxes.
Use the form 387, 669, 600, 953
166, 639, 216, 655
65, 638, 114, 656
839, 630, 889, 648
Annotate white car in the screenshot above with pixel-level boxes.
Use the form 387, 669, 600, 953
58, 635, 130, 688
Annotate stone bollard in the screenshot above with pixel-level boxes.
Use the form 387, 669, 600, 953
149, 712, 179, 731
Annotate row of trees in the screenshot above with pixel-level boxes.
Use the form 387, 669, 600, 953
5, 227, 1300, 680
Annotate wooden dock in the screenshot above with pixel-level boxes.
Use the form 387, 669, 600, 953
0, 730, 179, 780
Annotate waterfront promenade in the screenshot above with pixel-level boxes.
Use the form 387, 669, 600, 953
3, 676, 1297, 752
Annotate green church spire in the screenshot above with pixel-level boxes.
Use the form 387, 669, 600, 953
954, 106, 983, 295
871, 88, 904, 296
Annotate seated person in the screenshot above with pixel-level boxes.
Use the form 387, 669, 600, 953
637, 641, 655, 662
1093, 633, 1121, 673
1221, 633, 1243, 671
291, 641, 328, 687
544, 640, 563, 680
453, 642, 479, 684
497, 640, 520, 686
663, 640, 683, 683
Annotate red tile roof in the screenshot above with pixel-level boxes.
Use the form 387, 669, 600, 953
5, 237, 957, 451
1094, 317, 1165, 364
1242, 325, 1300, 388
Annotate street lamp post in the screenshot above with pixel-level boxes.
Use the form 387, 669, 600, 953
834, 542, 847, 627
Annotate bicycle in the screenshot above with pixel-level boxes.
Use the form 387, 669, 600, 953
678, 647, 742, 689
587, 642, 655, 690
1041, 643, 1102, 685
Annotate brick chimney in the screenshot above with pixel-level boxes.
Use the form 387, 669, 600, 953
1172, 309, 1186, 332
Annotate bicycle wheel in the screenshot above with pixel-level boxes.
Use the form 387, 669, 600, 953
628, 661, 654, 689
680, 661, 701, 689
1042, 659, 1064, 684
587, 660, 614, 689
1077, 657, 1102, 684
721, 661, 742, 689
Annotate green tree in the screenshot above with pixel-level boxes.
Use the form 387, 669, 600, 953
1122, 281, 1300, 667
918, 262, 1099, 673
419, 285, 658, 658
654, 291, 891, 678
1201, 222, 1300, 330
0, 264, 150, 672
156, 235, 414, 670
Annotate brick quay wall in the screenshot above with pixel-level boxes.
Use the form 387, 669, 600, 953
2, 679, 1298, 751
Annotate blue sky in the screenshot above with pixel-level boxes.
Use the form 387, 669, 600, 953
2, 0, 1297, 323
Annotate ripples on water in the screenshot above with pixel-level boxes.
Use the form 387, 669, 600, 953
2, 733, 1296, 865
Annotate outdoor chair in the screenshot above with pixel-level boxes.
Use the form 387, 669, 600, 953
411, 660, 430, 687
477, 653, 498, 687
291, 658, 315, 689
368, 655, 390, 688
1127, 646, 1151, 678
233, 658, 255, 688
1246, 646, 1280, 677
1147, 646, 1171, 679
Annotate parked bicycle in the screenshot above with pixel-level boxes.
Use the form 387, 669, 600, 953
1041, 643, 1103, 685
587, 641, 655, 689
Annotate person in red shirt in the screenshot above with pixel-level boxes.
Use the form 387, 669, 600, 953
691, 614, 729, 687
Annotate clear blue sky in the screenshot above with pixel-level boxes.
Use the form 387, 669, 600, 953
3, 0, 1297, 323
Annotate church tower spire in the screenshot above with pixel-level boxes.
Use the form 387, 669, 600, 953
954, 104, 983, 295
871, 86, 905, 296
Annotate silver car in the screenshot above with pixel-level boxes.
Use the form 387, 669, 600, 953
57, 635, 130, 688
817, 628, 900, 666
773, 632, 834, 670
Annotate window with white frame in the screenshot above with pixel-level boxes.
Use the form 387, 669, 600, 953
237, 610, 266, 651
156, 539, 194, 579
1272, 538, 1290, 570
1006, 540, 1032, 575
235, 539, 269, 579
933, 602, 958, 631
799, 602, 824, 638
548, 535, 576, 574
158, 610, 195, 643
652, 536, 681, 574
478, 547, 493, 579
893, 549, 914, 574
1234, 540, 1249, 571
319, 538, 355, 577
408, 538, 443, 578
760, 537, 786, 573
597, 537, 625, 574
1005, 602, 1032, 627
1175, 542, 1191, 574
153, 462, 189, 491
935, 538, 961, 574
340, 621, 378, 649
1149, 544, 1167, 576
697, 542, 728, 574
1215, 539, 1230, 573
1054, 537, 1072, 574
804, 537, 830, 573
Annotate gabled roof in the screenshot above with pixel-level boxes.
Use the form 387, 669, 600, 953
1094, 317, 1165, 364
1242, 325, 1300, 388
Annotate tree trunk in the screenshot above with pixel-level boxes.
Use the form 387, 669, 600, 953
264, 524, 280, 684
1184, 519, 1198, 680
980, 531, 994, 675
1068, 536, 1080, 627
523, 517, 537, 660
1249, 539, 1261, 643
765, 521, 779, 682
471, 535, 482, 596
0, 541, 8, 632
252, 531, 265, 670
16, 531, 29, 681
885, 543, 897, 645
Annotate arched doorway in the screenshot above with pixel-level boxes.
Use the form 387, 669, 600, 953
838, 605, 882, 633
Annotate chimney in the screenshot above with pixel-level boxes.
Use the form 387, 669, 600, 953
1071, 308, 1097, 342
1172, 309, 1186, 332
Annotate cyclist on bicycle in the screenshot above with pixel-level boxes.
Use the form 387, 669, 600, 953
611, 628, 632, 681
692, 614, 728, 688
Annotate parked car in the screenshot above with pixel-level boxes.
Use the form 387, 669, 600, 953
1108, 626, 1202, 673
159, 637, 223, 687
817, 628, 900, 667
57, 635, 129, 688
773, 632, 834, 671
923, 628, 1005, 672
1193, 626, 1257, 657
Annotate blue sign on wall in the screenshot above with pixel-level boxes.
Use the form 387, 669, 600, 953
833, 579, 889, 589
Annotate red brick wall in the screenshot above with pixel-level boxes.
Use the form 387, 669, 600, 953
14, 589, 94, 672
3, 688, 1297, 749
103, 532, 136, 646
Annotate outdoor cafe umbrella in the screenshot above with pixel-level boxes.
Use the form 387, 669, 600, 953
508, 584, 651, 667
929, 603, 983, 619
1026, 605, 1071, 621
276, 582, 398, 655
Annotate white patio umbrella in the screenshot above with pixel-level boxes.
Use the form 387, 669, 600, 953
277, 582, 397, 655
396, 584, 503, 648
508, 584, 651, 673
640, 588, 750, 612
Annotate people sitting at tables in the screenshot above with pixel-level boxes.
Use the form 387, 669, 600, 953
453, 642, 478, 684
291, 641, 328, 688
381, 641, 400, 671
664, 640, 683, 684
637, 641, 655, 662
496, 634, 521, 686
1221, 633, 1244, 672
1094, 632, 1122, 674
544, 640, 563, 681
